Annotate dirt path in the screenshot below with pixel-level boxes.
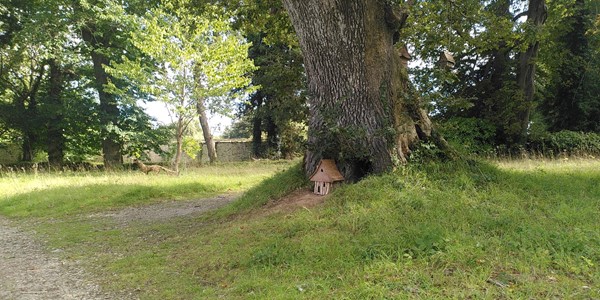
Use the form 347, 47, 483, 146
0, 216, 113, 300
0, 194, 238, 300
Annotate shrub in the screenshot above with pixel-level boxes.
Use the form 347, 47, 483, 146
527, 130, 600, 157
437, 117, 496, 155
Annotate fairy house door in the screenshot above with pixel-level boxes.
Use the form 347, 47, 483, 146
309, 159, 345, 195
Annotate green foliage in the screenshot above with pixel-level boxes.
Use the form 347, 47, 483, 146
222, 115, 253, 139
243, 32, 307, 159
107, 3, 256, 165
182, 136, 201, 160
528, 130, 600, 156
438, 117, 497, 155
119, 105, 172, 160
538, 0, 600, 133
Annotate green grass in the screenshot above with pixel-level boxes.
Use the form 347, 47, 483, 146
1, 159, 599, 299
0, 160, 295, 217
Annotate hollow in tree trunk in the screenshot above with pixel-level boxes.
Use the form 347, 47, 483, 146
282, 0, 439, 182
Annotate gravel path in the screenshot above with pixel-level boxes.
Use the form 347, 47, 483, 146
0, 217, 111, 300
0, 194, 238, 300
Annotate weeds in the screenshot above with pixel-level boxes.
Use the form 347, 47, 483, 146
1, 159, 599, 299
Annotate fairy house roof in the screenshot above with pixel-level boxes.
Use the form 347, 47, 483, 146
399, 45, 411, 67
400, 45, 411, 61
439, 51, 455, 68
309, 159, 345, 183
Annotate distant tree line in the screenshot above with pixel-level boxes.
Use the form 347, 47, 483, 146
1, 0, 599, 173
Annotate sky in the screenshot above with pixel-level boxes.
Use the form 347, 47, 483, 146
140, 101, 233, 136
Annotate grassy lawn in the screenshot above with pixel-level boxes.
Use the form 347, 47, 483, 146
0, 160, 296, 218
1, 159, 599, 299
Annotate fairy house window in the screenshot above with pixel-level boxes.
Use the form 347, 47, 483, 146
309, 159, 345, 196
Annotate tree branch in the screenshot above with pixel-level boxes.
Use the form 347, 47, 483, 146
512, 10, 528, 22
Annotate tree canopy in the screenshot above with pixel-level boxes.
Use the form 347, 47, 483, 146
0, 0, 598, 172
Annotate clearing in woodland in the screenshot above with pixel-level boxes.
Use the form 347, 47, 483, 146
0, 159, 598, 299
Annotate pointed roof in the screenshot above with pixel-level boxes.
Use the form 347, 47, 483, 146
439, 51, 455, 65
400, 45, 411, 60
309, 159, 345, 183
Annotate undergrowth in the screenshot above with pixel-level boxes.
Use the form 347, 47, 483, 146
2, 159, 599, 299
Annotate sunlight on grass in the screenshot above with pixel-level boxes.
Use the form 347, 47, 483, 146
3, 159, 599, 299
0, 160, 296, 217
494, 157, 600, 172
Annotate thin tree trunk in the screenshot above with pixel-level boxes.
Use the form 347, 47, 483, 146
196, 101, 217, 164
251, 93, 263, 157
81, 26, 122, 169
265, 116, 278, 157
516, 0, 547, 144
282, 0, 435, 182
173, 115, 184, 172
21, 133, 35, 162
17, 64, 44, 162
46, 59, 65, 167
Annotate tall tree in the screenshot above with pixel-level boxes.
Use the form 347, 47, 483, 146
74, 0, 153, 168
108, 4, 254, 168
245, 33, 307, 159
282, 0, 443, 181
516, 0, 547, 143
541, 0, 600, 132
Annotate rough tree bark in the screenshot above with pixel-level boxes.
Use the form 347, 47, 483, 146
196, 101, 217, 164
282, 0, 437, 182
516, 0, 547, 144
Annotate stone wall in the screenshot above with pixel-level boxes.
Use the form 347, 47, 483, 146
199, 141, 253, 163
0, 140, 255, 165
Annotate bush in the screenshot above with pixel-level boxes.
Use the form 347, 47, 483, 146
437, 117, 496, 155
528, 130, 600, 157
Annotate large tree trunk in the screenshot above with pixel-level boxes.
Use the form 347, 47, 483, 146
46, 59, 65, 167
282, 0, 434, 182
516, 0, 547, 144
81, 26, 123, 169
265, 115, 278, 156
196, 101, 217, 164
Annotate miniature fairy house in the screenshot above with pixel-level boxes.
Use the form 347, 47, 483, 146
309, 159, 345, 196
438, 50, 455, 69
399, 45, 411, 68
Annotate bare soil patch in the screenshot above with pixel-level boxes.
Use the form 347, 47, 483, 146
89, 194, 238, 226
0, 191, 316, 299
0, 194, 239, 299
262, 188, 328, 214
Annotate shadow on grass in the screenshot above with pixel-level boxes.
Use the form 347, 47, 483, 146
209, 163, 309, 219
0, 182, 223, 218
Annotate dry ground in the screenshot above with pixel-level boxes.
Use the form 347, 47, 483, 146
0, 191, 321, 299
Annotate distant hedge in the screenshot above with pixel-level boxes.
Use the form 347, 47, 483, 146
527, 131, 600, 157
